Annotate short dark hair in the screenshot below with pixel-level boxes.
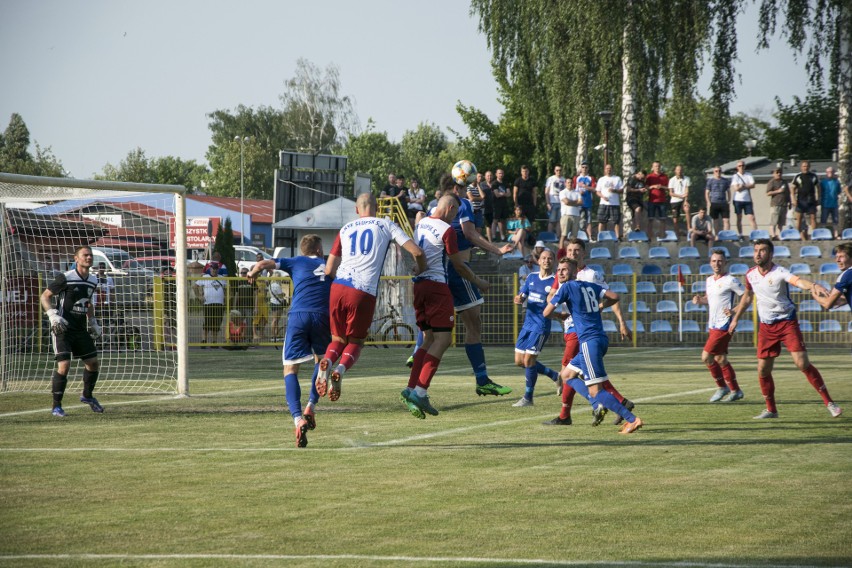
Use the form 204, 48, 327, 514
565, 237, 586, 250
835, 242, 852, 257
560, 257, 579, 269
753, 238, 774, 254
710, 248, 727, 259
74, 245, 92, 256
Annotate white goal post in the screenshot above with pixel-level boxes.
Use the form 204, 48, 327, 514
0, 172, 188, 395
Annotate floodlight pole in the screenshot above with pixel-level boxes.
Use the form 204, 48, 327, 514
744, 139, 757, 156
235, 136, 250, 244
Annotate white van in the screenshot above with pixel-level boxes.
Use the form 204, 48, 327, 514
234, 245, 272, 272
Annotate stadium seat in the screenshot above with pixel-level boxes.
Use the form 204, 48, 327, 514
590, 247, 612, 260
577, 230, 590, 242
679, 320, 701, 333
843, 228, 852, 240
814, 279, 831, 290
738, 246, 754, 258
657, 230, 678, 242
799, 246, 821, 258
670, 263, 692, 275
709, 246, 730, 258
612, 264, 634, 276
608, 281, 629, 294
729, 263, 749, 275
819, 263, 841, 275
586, 263, 604, 275
537, 231, 558, 243
830, 303, 851, 312
799, 300, 821, 312
780, 228, 801, 241
635, 281, 657, 294
848, 320, 852, 332
798, 320, 813, 332
773, 245, 791, 258
738, 320, 754, 332
648, 246, 671, 259
811, 228, 832, 241
629, 301, 650, 313
641, 264, 662, 275
678, 246, 700, 259
597, 230, 617, 242
662, 281, 684, 294
749, 229, 770, 241
685, 302, 706, 313
618, 246, 641, 259
656, 300, 678, 313
699, 264, 713, 275
627, 320, 645, 333
716, 230, 740, 242
819, 319, 842, 332
602, 319, 618, 333
650, 320, 673, 333
789, 263, 811, 275
627, 230, 650, 242
691, 281, 706, 294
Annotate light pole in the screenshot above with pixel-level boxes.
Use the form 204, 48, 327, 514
744, 139, 757, 156
235, 136, 250, 244
597, 110, 613, 167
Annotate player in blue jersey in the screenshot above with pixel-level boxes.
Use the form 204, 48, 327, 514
543, 258, 644, 433
512, 248, 561, 406
439, 171, 516, 396
247, 235, 332, 448
810, 242, 852, 353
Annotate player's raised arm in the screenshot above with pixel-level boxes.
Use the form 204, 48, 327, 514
728, 287, 753, 335
248, 259, 277, 283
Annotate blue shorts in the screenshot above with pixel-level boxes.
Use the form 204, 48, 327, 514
734, 201, 754, 216
447, 259, 484, 311
515, 326, 551, 355
566, 337, 610, 385
282, 311, 331, 366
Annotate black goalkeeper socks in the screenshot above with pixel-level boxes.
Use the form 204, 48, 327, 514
52, 372, 68, 408
82, 370, 99, 399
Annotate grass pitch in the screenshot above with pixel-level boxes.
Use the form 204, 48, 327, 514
0, 346, 850, 567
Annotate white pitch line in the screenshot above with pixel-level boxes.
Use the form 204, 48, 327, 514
0, 554, 835, 568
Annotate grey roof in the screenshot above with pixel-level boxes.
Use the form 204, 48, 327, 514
703, 156, 839, 182
271, 197, 359, 229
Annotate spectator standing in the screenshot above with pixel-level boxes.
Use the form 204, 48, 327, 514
427, 189, 442, 211
467, 172, 485, 229
668, 165, 691, 238
573, 162, 596, 238
492, 168, 511, 240
204, 251, 229, 276
596, 163, 624, 240
195, 262, 227, 347
819, 167, 841, 238
545, 165, 566, 238
645, 161, 669, 240
406, 178, 427, 223
268, 270, 288, 340
390, 175, 410, 211
381, 173, 396, 196
705, 166, 732, 234
625, 170, 647, 232
233, 267, 255, 344
558, 177, 582, 248
480, 170, 495, 242
765, 168, 791, 239
791, 160, 819, 240
513, 165, 539, 225
94, 263, 115, 326
730, 160, 757, 238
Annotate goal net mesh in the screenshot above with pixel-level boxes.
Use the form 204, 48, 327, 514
0, 177, 184, 394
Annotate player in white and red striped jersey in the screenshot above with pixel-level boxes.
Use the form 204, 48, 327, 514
317, 193, 426, 401
730, 239, 841, 419
692, 249, 745, 403
400, 195, 490, 419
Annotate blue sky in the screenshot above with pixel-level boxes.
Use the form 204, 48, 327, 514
1, 0, 819, 179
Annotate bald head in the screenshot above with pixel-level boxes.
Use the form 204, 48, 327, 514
434, 195, 459, 223
356, 192, 377, 217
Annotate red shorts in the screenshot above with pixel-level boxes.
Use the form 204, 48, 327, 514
562, 332, 579, 367
413, 280, 455, 331
329, 283, 377, 340
757, 319, 806, 359
703, 328, 732, 356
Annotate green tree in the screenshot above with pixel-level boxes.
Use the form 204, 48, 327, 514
213, 217, 237, 276
398, 122, 455, 192
97, 148, 206, 190
762, 90, 839, 161
453, 102, 535, 180
0, 113, 67, 176
341, 120, 401, 193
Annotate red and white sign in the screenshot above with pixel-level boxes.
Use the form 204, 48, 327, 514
170, 216, 220, 250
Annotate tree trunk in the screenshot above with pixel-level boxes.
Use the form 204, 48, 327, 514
575, 123, 587, 173
839, 0, 851, 233
620, 17, 638, 237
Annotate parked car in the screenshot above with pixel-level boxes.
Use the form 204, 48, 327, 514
127, 256, 176, 276
70, 247, 154, 307
234, 245, 272, 272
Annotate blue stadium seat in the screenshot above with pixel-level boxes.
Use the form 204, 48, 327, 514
586, 264, 605, 276
814, 279, 831, 290
656, 300, 679, 313
618, 246, 641, 259
627, 230, 650, 242
627, 320, 645, 333
648, 246, 671, 259
819, 319, 842, 332
811, 228, 832, 241
650, 320, 673, 333
577, 230, 590, 242
799, 300, 821, 312
685, 302, 707, 313
780, 228, 801, 241
799, 320, 813, 332
738, 320, 754, 332
612, 264, 634, 276
641, 264, 662, 275
537, 231, 558, 243
608, 281, 629, 294
662, 281, 684, 294
716, 230, 740, 242
820, 263, 841, 275
679, 320, 701, 333
709, 246, 730, 258
848, 321, 852, 332
635, 281, 657, 294
799, 246, 821, 258
699, 264, 713, 275
657, 230, 678, 242
830, 303, 851, 312
843, 228, 852, 240
504, 250, 524, 259
678, 246, 700, 259
629, 301, 650, 313
750, 229, 770, 241
590, 247, 612, 260
670, 263, 692, 275
729, 263, 749, 275
738, 246, 754, 258
597, 230, 617, 242
691, 281, 706, 294
602, 319, 618, 333
789, 263, 811, 275
773, 245, 791, 258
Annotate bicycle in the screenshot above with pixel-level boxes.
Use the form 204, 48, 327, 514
368, 303, 416, 348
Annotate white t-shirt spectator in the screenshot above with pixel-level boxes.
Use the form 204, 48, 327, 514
407, 187, 427, 211
731, 171, 755, 203
545, 175, 566, 206
197, 275, 227, 305
559, 188, 581, 217
668, 175, 690, 204
597, 175, 623, 206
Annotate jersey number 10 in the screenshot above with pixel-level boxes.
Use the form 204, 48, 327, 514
348, 230, 375, 256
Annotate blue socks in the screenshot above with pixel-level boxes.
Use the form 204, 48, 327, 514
567, 377, 592, 402
465, 343, 489, 385
524, 366, 538, 400
592, 389, 636, 422
284, 373, 302, 418
535, 361, 559, 382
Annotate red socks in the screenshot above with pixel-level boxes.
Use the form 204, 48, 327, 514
559, 385, 576, 420
324, 340, 345, 364
707, 361, 725, 387
601, 380, 625, 403
339, 343, 362, 371
758, 374, 777, 413
417, 354, 441, 390
803, 365, 833, 405
720, 364, 739, 392
408, 349, 428, 389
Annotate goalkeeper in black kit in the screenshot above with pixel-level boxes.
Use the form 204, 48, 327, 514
40, 245, 104, 416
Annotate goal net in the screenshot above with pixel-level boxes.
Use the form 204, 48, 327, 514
0, 173, 188, 395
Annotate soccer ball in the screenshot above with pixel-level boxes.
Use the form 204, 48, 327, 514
451, 160, 477, 186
